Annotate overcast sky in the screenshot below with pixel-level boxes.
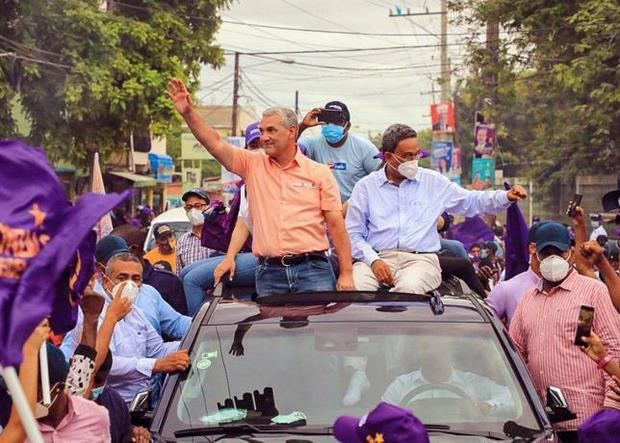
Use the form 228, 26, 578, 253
197, 0, 474, 137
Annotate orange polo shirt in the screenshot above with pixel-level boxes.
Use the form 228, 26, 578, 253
230, 147, 342, 257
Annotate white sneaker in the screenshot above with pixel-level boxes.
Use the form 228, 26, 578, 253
342, 371, 370, 406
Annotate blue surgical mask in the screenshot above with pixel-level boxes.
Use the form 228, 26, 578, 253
90, 385, 105, 401
321, 123, 346, 144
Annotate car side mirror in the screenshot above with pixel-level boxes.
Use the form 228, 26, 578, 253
546, 386, 576, 424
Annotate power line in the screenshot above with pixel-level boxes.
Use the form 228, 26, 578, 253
221, 18, 471, 37
222, 42, 468, 56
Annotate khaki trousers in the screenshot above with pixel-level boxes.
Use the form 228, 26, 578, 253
353, 250, 442, 294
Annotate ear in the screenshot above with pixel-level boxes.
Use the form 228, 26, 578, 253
528, 243, 536, 255
344, 121, 351, 132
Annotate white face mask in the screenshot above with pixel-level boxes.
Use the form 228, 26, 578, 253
591, 221, 600, 229
538, 254, 571, 282
397, 160, 419, 180
110, 280, 140, 303
186, 208, 204, 226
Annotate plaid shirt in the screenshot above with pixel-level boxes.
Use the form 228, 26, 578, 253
176, 231, 214, 274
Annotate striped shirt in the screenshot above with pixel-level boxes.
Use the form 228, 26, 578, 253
175, 231, 214, 274
509, 270, 620, 431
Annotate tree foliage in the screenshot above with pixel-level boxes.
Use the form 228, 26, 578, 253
451, 0, 619, 190
0, 0, 230, 165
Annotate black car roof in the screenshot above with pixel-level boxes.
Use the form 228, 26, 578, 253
204, 290, 490, 326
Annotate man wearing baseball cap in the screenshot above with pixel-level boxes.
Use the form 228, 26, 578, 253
510, 221, 620, 440
298, 101, 381, 202
177, 187, 217, 274
334, 402, 429, 443
145, 224, 177, 272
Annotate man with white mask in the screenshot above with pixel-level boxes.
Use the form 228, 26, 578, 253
176, 188, 218, 274
61, 253, 191, 405
346, 123, 527, 294
510, 222, 620, 442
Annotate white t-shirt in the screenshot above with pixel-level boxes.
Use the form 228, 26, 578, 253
590, 225, 608, 241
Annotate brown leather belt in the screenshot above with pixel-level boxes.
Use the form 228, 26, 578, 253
258, 251, 328, 267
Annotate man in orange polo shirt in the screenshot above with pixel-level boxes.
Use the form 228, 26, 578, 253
167, 79, 355, 296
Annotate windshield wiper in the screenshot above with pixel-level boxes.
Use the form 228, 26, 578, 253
174, 423, 333, 440
424, 425, 507, 441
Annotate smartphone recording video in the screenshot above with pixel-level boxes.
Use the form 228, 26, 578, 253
574, 305, 594, 347
566, 194, 583, 218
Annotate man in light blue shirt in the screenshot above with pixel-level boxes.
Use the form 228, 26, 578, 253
346, 123, 527, 294
298, 101, 381, 202
61, 253, 191, 404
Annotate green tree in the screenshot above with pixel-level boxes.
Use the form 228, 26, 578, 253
0, 0, 230, 166
451, 0, 619, 192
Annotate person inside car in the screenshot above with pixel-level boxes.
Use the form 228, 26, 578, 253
346, 123, 526, 295
381, 342, 513, 414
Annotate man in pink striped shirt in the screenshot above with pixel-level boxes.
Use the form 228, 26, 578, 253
510, 222, 620, 442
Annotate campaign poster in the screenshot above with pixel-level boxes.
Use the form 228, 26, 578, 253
471, 158, 495, 190
431, 141, 453, 176
431, 101, 455, 133
473, 123, 496, 158
220, 136, 245, 194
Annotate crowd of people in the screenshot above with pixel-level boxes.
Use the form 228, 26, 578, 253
1, 76, 619, 442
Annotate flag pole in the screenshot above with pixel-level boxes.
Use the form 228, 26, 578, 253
0, 366, 44, 443
39, 343, 51, 406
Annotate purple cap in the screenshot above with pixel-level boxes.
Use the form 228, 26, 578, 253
334, 402, 429, 443
245, 122, 260, 147
578, 408, 620, 441
374, 149, 429, 160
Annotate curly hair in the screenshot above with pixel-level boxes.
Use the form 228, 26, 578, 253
381, 124, 417, 153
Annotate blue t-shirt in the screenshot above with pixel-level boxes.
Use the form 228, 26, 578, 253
299, 133, 381, 202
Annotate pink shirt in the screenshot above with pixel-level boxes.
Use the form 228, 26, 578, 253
231, 148, 342, 257
35, 395, 111, 443
509, 271, 620, 431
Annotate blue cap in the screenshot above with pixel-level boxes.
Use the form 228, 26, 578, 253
244, 122, 260, 147
533, 221, 570, 252
95, 235, 129, 263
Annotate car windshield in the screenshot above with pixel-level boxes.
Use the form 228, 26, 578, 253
163, 310, 541, 439
145, 221, 190, 251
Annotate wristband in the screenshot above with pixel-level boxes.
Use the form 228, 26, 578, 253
596, 355, 612, 370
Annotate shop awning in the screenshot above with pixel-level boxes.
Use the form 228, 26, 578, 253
108, 171, 157, 188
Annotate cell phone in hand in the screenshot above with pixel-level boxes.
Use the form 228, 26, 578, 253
574, 305, 594, 347
566, 194, 583, 217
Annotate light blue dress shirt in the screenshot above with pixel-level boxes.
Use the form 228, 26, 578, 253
135, 283, 191, 339
346, 167, 512, 266
60, 302, 179, 404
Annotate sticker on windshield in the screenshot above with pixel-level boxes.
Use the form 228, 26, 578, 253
196, 350, 218, 370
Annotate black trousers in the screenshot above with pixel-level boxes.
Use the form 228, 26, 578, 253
438, 255, 488, 299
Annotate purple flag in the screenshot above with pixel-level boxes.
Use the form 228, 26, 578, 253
0, 140, 131, 366
503, 182, 530, 280
445, 216, 494, 252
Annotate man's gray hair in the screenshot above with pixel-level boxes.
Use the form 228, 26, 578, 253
263, 107, 298, 129
105, 252, 142, 276
381, 124, 417, 153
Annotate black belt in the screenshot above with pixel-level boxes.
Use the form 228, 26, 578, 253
258, 251, 328, 267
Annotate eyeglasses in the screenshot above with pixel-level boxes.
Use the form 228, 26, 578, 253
391, 152, 422, 162
184, 202, 209, 211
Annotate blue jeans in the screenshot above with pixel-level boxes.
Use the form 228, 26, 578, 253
182, 253, 258, 315
255, 257, 336, 297
440, 238, 469, 259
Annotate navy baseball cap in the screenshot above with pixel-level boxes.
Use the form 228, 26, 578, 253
334, 402, 429, 443
528, 220, 551, 243
533, 221, 571, 252
154, 224, 174, 240
324, 101, 350, 121
182, 188, 209, 203
244, 122, 260, 147
95, 235, 129, 263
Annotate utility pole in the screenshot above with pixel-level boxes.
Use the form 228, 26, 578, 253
388, 4, 450, 101
231, 51, 240, 136
294, 90, 299, 118
440, 0, 449, 101
485, 12, 499, 104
